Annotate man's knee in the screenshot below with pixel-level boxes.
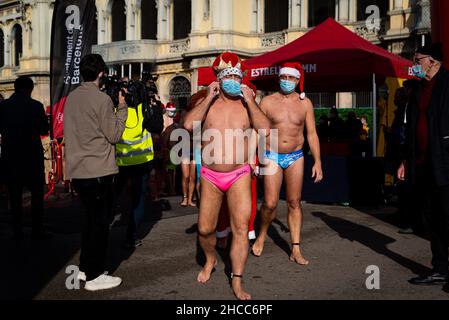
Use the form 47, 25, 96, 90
262, 200, 278, 212
287, 199, 301, 210
231, 223, 249, 238
198, 225, 215, 237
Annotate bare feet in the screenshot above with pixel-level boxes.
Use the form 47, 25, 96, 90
188, 201, 197, 207
197, 260, 217, 283
290, 246, 309, 265
250, 237, 264, 257
180, 196, 188, 207
232, 277, 251, 300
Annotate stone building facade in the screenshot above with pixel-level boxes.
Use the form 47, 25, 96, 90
0, 0, 431, 108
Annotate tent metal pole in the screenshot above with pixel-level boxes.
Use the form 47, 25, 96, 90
372, 73, 377, 157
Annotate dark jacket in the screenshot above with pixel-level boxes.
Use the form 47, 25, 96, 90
404, 67, 449, 186
0, 92, 49, 184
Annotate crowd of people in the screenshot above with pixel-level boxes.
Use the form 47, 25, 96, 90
0, 40, 449, 299
317, 107, 370, 156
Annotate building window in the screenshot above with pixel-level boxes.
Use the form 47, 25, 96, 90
173, 0, 192, 40
112, 0, 126, 41
12, 24, 22, 67
357, 0, 388, 22
141, 0, 157, 39
308, 92, 337, 109
308, 0, 335, 27
0, 29, 4, 68
204, 0, 210, 19
169, 76, 191, 108
264, 0, 288, 33
353, 92, 372, 108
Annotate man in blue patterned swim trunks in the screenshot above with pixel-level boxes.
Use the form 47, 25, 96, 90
252, 62, 323, 265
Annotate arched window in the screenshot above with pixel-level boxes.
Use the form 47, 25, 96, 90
0, 29, 4, 68
169, 76, 191, 109
141, 0, 157, 40
11, 24, 22, 67
357, 0, 388, 22
112, 0, 126, 41
264, 0, 288, 33
308, 0, 335, 27
173, 0, 191, 40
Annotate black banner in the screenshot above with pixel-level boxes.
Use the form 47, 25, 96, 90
50, 0, 96, 139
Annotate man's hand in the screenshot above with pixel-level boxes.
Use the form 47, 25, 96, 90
241, 85, 255, 104
207, 81, 220, 99
250, 164, 260, 177
312, 163, 323, 183
397, 162, 406, 181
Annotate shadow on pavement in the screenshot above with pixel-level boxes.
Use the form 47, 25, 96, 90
312, 211, 431, 276
0, 194, 83, 300
0, 189, 165, 300
252, 210, 291, 257
107, 199, 164, 275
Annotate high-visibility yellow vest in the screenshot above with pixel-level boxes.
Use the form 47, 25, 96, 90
116, 103, 154, 166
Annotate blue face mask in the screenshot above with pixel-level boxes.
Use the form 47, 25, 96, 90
280, 80, 296, 94
221, 79, 242, 97
412, 65, 427, 79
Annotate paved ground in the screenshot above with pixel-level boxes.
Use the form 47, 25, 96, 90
0, 188, 448, 300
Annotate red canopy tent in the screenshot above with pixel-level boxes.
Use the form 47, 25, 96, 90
197, 18, 414, 156
242, 18, 413, 92
198, 18, 413, 90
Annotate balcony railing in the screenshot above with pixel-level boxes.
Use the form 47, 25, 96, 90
260, 31, 286, 48
349, 19, 387, 43
92, 40, 158, 63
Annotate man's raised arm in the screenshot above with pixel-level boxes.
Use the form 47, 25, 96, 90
183, 82, 219, 132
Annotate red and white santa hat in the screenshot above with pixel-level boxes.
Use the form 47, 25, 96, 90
212, 52, 243, 80
279, 62, 306, 100
165, 102, 176, 112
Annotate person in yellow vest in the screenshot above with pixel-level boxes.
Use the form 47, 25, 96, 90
115, 98, 156, 248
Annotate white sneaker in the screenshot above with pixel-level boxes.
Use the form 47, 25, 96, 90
77, 271, 86, 282
84, 274, 122, 291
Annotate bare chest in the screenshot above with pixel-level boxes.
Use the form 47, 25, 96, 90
203, 101, 250, 131
268, 102, 306, 127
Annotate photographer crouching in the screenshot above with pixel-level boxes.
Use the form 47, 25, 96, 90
64, 54, 127, 291
107, 72, 164, 248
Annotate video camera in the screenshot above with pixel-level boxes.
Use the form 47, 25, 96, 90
101, 74, 155, 108
101, 72, 164, 134
141, 71, 159, 100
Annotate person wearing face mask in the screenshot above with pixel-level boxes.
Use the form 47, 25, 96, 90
251, 62, 323, 267
397, 43, 449, 291
183, 52, 270, 300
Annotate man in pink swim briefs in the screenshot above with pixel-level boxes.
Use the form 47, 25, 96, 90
184, 52, 270, 300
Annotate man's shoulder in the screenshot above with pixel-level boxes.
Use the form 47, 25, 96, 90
264, 92, 281, 101
299, 96, 313, 108
260, 93, 280, 108
30, 98, 44, 109
68, 84, 111, 103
